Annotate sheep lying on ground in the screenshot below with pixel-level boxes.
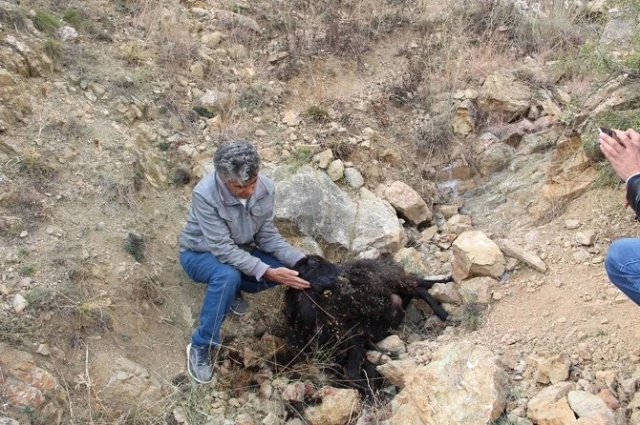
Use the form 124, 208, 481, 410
282, 254, 452, 393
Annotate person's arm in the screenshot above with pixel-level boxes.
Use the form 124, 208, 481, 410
191, 192, 268, 279
600, 128, 640, 218
627, 174, 640, 218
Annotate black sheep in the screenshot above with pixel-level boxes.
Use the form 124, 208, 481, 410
282, 254, 452, 392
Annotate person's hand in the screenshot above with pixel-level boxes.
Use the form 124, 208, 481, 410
264, 267, 310, 290
599, 128, 640, 182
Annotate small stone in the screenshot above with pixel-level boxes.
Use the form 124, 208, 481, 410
565, 219, 581, 230
45, 225, 64, 237
19, 230, 28, 238
313, 149, 334, 169
57, 25, 78, 41
576, 230, 596, 246
96, 222, 105, 230
344, 168, 364, 189
282, 110, 300, 126
255, 129, 267, 137
36, 343, 51, 356
13, 293, 28, 313
327, 159, 344, 181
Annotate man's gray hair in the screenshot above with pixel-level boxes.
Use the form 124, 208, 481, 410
214, 140, 261, 184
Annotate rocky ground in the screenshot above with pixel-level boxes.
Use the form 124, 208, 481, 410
2, 0, 640, 424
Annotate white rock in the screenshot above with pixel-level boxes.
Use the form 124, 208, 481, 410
57, 26, 78, 42
13, 294, 28, 313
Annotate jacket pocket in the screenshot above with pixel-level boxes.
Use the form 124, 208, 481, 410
250, 198, 272, 217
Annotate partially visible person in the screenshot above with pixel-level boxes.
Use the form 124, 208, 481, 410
179, 140, 310, 384
600, 128, 640, 305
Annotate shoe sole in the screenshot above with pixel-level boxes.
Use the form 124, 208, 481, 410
186, 343, 213, 384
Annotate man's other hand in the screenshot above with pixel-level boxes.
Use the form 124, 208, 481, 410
600, 128, 640, 182
264, 267, 311, 290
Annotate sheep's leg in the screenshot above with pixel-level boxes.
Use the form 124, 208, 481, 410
343, 336, 377, 393
417, 276, 453, 290
415, 287, 449, 321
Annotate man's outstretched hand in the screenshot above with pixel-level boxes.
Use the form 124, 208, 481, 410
264, 267, 310, 290
600, 128, 640, 182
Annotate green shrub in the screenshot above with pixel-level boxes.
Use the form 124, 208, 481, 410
20, 263, 36, 277
62, 9, 86, 30
125, 232, 146, 263
32, 10, 60, 34
305, 105, 331, 124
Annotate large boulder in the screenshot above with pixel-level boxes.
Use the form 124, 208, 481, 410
567, 391, 615, 424
391, 342, 508, 425
527, 382, 576, 425
384, 181, 433, 226
274, 166, 357, 249
274, 166, 403, 256
478, 72, 533, 117
477, 143, 515, 175
452, 231, 506, 282
351, 188, 402, 254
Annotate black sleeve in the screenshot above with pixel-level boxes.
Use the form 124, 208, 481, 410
626, 174, 640, 219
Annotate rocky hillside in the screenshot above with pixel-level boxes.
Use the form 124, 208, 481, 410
3, 0, 640, 424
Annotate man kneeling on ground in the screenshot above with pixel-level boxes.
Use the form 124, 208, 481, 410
178, 140, 310, 383
600, 128, 640, 305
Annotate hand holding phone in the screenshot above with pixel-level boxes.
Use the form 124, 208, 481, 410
599, 127, 625, 146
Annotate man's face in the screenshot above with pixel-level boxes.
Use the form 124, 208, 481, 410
225, 175, 259, 199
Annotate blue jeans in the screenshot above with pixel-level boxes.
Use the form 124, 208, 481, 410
605, 238, 640, 305
180, 249, 281, 347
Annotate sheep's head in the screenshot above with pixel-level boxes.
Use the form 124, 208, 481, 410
293, 255, 341, 293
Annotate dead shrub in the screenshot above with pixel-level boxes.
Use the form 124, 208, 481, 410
133, 275, 164, 305
324, 15, 372, 57
460, 0, 588, 57
99, 175, 138, 208
413, 114, 455, 159
154, 24, 198, 71
2, 185, 49, 227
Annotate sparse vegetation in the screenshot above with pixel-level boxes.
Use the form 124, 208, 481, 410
596, 162, 624, 188
20, 263, 36, 277
192, 106, 215, 119
31, 9, 61, 34
133, 275, 164, 305
43, 38, 64, 63
18, 148, 55, 178
287, 146, 315, 171
23, 288, 56, 307
457, 301, 485, 331
413, 114, 455, 159
125, 232, 146, 263
305, 105, 331, 124
76, 296, 114, 331
62, 8, 86, 31
0, 4, 28, 30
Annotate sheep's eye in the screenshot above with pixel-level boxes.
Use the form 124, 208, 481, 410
309, 257, 318, 267
323, 290, 331, 296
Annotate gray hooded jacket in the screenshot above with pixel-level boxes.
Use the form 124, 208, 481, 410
178, 172, 304, 280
